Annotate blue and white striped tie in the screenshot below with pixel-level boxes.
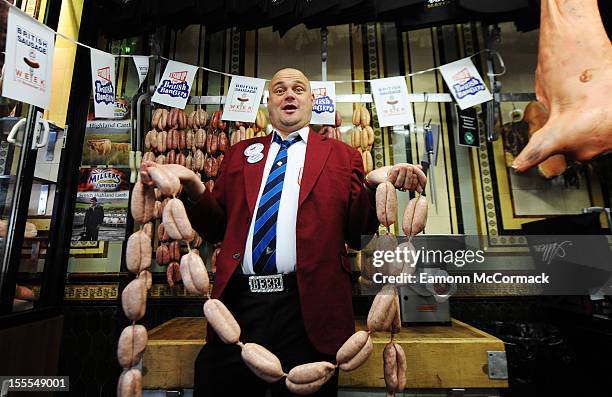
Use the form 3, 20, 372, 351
251, 133, 302, 274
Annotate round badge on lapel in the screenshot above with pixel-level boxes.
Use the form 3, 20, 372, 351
244, 143, 264, 157
247, 152, 264, 164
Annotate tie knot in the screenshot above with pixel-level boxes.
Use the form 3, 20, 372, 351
274, 132, 302, 149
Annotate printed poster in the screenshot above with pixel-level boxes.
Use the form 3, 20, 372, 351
370, 76, 414, 127
152, 60, 198, 109
87, 97, 130, 120
439, 57, 492, 110
2, 7, 55, 109
70, 167, 130, 243
132, 55, 150, 87
82, 119, 131, 167
310, 81, 336, 125
222, 75, 266, 122
90, 49, 116, 118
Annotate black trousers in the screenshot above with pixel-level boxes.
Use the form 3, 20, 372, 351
85, 226, 99, 241
194, 274, 338, 397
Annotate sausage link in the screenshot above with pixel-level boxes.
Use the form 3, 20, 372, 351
117, 325, 148, 368
162, 198, 194, 241
125, 231, 152, 273
203, 299, 241, 344
241, 343, 284, 383
121, 278, 147, 321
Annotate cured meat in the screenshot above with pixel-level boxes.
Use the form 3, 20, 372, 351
523, 101, 567, 178
513, 0, 612, 171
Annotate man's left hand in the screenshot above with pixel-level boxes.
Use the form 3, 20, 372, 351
387, 163, 427, 193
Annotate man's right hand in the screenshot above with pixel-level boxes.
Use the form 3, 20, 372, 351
139, 161, 205, 201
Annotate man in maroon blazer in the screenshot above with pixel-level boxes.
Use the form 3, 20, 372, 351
141, 68, 422, 396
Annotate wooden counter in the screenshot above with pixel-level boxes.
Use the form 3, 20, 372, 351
142, 317, 507, 390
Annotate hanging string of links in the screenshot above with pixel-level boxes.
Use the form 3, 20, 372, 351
0, 0, 506, 83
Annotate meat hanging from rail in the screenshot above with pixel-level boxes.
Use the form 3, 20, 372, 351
513, 0, 612, 172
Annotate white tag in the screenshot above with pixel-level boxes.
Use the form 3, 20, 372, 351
244, 143, 264, 157
247, 153, 264, 164
439, 57, 492, 110
132, 55, 150, 87
370, 76, 414, 127
2, 7, 55, 109
310, 81, 336, 125
152, 60, 198, 109
222, 76, 267, 122
90, 49, 116, 118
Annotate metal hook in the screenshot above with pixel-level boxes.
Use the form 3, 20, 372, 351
422, 93, 429, 127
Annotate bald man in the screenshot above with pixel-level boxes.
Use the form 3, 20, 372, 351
141, 69, 417, 396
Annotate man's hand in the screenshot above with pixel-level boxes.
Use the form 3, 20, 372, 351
385, 164, 427, 193
365, 164, 427, 192
140, 161, 205, 201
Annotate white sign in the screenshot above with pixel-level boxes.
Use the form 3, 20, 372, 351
222, 75, 266, 122
2, 7, 55, 109
132, 55, 150, 87
439, 57, 492, 110
310, 81, 336, 125
152, 60, 198, 109
90, 49, 116, 118
370, 76, 414, 127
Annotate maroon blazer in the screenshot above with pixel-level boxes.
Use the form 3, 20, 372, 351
185, 128, 379, 354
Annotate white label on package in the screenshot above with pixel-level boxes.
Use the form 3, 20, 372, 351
2, 7, 55, 109
152, 60, 198, 109
222, 75, 266, 122
90, 49, 116, 118
439, 57, 492, 110
132, 55, 150, 87
310, 81, 336, 125
370, 76, 414, 127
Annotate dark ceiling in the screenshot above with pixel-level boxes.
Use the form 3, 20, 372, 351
93, 0, 611, 41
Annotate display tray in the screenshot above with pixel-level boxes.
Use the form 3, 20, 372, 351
143, 317, 508, 390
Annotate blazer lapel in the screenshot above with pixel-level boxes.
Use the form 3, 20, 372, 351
244, 135, 271, 215
299, 128, 331, 208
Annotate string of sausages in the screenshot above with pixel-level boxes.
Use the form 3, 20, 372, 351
118, 171, 212, 396
202, 283, 408, 395
117, 105, 430, 395
138, 173, 426, 396
144, 107, 224, 286
349, 106, 375, 173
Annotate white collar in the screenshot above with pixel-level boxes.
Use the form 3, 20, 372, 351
271, 126, 309, 144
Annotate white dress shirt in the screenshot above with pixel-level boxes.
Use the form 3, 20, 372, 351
241, 126, 309, 274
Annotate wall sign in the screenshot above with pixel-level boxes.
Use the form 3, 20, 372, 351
457, 107, 480, 148
71, 167, 130, 243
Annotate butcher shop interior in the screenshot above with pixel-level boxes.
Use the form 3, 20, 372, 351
1, 0, 612, 396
